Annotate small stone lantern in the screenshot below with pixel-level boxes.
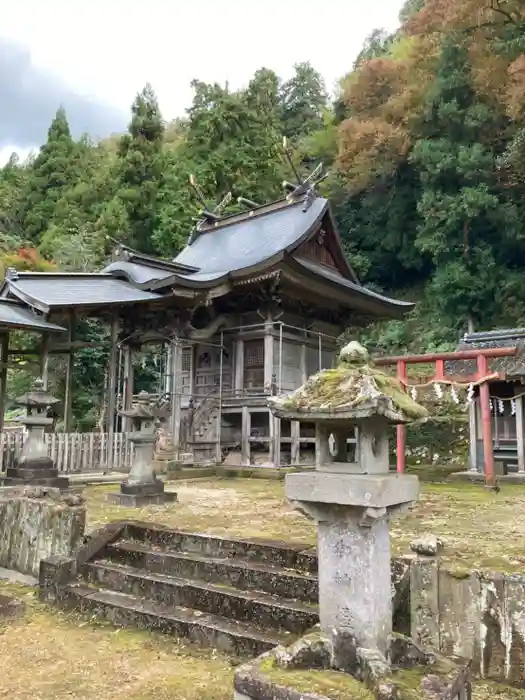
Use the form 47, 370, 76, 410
107, 391, 177, 507
4, 378, 69, 489
268, 342, 428, 666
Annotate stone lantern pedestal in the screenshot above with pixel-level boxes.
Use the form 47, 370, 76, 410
269, 342, 427, 668
107, 392, 177, 507
4, 379, 69, 490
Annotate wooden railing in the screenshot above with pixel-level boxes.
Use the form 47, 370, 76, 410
0, 431, 133, 473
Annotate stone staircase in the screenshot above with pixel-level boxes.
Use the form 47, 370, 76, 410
60, 523, 319, 658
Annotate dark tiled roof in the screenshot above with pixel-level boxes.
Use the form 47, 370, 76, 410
174, 197, 327, 274
446, 329, 525, 378
3, 273, 162, 312
294, 258, 414, 316
0, 299, 65, 332
102, 261, 176, 285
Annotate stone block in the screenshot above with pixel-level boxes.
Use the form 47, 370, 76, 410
285, 471, 419, 509
0, 485, 85, 577
106, 490, 178, 507
410, 557, 440, 651
120, 480, 164, 496
39, 554, 77, 602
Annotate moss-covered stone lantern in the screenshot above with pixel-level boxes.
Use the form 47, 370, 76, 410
107, 391, 177, 507
268, 341, 428, 665
4, 378, 69, 489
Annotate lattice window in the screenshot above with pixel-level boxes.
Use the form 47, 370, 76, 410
244, 339, 264, 367
182, 348, 192, 372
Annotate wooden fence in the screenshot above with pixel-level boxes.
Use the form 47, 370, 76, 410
0, 431, 133, 473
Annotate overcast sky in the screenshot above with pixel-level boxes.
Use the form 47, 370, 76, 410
0, 0, 404, 163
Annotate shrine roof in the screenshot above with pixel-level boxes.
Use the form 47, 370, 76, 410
291, 258, 414, 317
0, 299, 66, 332
173, 196, 328, 275
446, 329, 525, 379
0, 272, 163, 313
98, 193, 414, 319
102, 247, 198, 286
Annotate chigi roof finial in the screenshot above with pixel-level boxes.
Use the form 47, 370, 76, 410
188, 174, 233, 243
280, 136, 329, 209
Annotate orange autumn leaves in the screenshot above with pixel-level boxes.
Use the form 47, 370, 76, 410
337, 38, 437, 190
409, 0, 525, 119
336, 0, 525, 190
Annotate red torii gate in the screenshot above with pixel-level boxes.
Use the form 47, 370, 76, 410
374, 346, 519, 484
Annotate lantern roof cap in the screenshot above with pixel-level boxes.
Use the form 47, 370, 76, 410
268, 341, 428, 424
118, 390, 159, 419
15, 378, 60, 408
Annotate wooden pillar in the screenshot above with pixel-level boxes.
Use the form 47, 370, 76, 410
270, 413, 281, 467
122, 345, 134, 432
169, 339, 182, 453
300, 343, 307, 384
396, 360, 407, 473
291, 420, 300, 465
106, 314, 119, 451
264, 318, 274, 391
63, 312, 76, 433
241, 406, 251, 465
468, 400, 478, 472
477, 355, 494, 484
0, 333, 9, 434
234, 338, 244, 394
516, 396, 525, 473
40, 332, 50, 389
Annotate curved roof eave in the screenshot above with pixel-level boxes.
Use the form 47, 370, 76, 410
284, 256, 414, 319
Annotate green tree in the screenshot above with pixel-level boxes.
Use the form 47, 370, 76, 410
280, 62, 328, 142
116, 83, 165, 253
153, 79, 285, 256
409, 39, 522, 331
0, 153, 28, 247
20, 107, 77, 242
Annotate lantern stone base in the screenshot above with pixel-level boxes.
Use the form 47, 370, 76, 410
4, 458, 69, 490
107, 478, 177, 507
285, 471, 418, 662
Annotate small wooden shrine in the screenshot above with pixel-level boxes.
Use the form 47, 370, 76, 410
447, 328, 525, 474
0, 169, 413, 467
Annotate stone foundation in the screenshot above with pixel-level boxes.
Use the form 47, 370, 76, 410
0, 485, 85, 577
234, 633, 472, 700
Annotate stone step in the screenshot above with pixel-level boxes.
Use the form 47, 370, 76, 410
123, 523, 317, 574
64, 583, 289, 657
105, 539, 318, 603
82, 561, 318, 634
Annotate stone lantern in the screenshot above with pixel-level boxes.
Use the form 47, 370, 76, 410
107, 391, 177, 507
268, 341, 428, 667
4, 378, 69, 490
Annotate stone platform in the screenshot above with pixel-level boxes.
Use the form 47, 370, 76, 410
106, 481, 178, 507
4, 464, 69, 490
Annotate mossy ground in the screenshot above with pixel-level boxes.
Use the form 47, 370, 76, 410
0, 581, 233, 700
258, 658, 524, 700
259, 658, 374, 699
86, 474, 525, 573
3, 473, 525, 698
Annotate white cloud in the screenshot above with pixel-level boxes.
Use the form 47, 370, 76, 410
0, 146, 34, 167
0, 0, 404, 125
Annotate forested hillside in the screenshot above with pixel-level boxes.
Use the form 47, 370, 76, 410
1, 0, 525, 364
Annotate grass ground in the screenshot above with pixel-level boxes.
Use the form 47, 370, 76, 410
0, 581, 522, 700
3, 472, 525, 699
86, 475, 525, 573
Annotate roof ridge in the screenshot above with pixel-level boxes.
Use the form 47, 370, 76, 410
188, 194, 320, 241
